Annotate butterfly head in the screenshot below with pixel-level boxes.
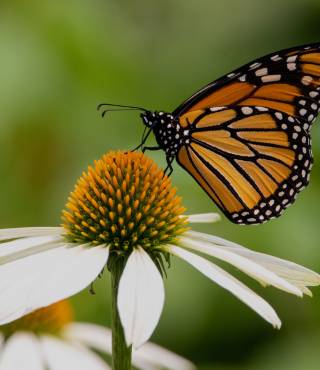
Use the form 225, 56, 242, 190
140, 111, 175, 129
140, 111, 189, 156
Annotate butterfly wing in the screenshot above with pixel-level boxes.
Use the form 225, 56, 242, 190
176, 106, 312, 224
174, 42, 320, 130
174, 43, 320, 224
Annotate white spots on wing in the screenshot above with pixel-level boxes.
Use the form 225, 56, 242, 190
256, 106, 269, 112
261, 74, 281, 82
308, 114, 315, 122
309, 91, 319, 98
311, 103, 318, 110
255, 68, 268, 76
210, 106, 226, 112
299, 108, 307, 116
271, 54, 282, 61
239, 74, 247, 82
301, 76, 313, 86
250, 62, 262, 69
287, 55, 297, 63
247, 218, 256, 223
287, 63, 296, 71
275, 112, 283, 120
241, 107, 253, 115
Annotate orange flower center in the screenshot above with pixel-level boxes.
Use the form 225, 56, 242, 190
62, 151, 188, 251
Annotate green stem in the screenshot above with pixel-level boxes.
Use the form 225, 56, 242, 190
111, 259, 132, 370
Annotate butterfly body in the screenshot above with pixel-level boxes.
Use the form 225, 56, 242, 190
141, 111, 191, 157
131, 43, 320, 224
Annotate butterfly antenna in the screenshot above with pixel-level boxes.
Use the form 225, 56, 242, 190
99, 108, 144, 118
97, 103, 147, 112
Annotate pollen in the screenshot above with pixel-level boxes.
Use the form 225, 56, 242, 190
62, 151, 188, 250
1, 300, 73, 338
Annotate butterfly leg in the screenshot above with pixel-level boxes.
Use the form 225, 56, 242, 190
131, 128, 152, 152
164, 156, 174, 177
142, 146, 161, 153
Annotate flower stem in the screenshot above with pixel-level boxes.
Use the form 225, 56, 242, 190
110, 258, 132, 370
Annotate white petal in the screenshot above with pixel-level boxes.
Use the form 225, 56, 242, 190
229, 248, 320, 286
134, 342, 196, 370
0, 245, 109, 324
41, 335, 110, 370
184, 213, 221, 223
185, 230, 251, 250
62, 323, 112, 355
0, 227, 63, 241
168, 245, 281, 328
0, 333, 44, 370
186, 230, 320, 293
64, 323, 195, 370
179, 236, 302, 296
0, 235, 64, 263
118, 247, 165, 348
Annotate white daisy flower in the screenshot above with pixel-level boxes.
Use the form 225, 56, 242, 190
0, 151, 319, 353
0, 300, 195, 370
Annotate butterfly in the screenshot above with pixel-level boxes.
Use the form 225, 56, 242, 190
98, 42, 320, 225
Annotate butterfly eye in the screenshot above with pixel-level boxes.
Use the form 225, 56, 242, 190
141, 114, 151, 126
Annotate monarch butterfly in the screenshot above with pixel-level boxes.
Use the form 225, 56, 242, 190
99, 42, 320, 225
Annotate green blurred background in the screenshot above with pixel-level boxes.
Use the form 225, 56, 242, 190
1, 0, 320, 368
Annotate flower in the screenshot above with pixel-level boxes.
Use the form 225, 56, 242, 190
0, 300, 195, 370
0, 151, 319, 348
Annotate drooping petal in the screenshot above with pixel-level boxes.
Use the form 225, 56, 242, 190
118, 247, 165, 348
179, 236, 302, 296
185, 230, 256, 250
62, 323, 112, 356
186, 230, 320, 295
184, 213, 221, 223
0, 245, 109, 324
63, 323, 195, 370
41, 335, 110, 370
0, 333, 44, 370
0, 227, 63, 241
0, 235, 64, 264
168, 245, 281, 328
133, 341, 196, 370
